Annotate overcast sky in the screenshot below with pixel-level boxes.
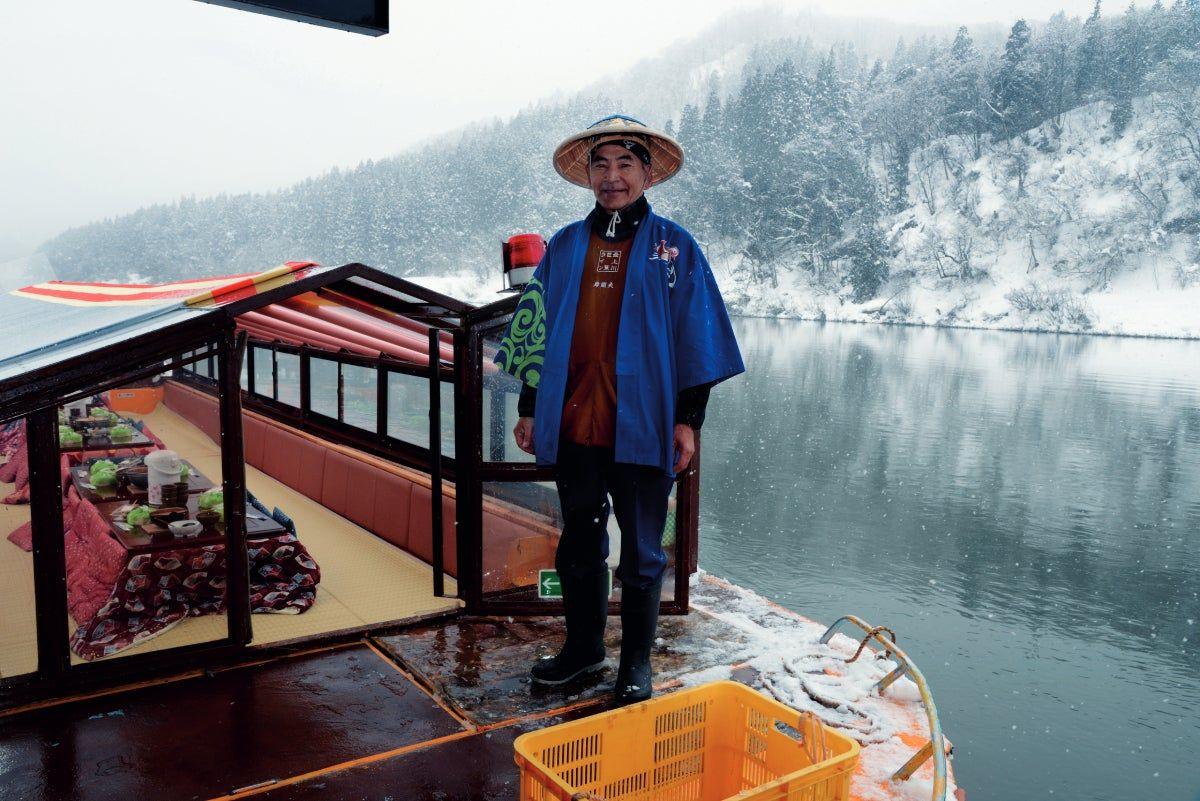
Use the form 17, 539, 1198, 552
0, 0, 1127, 258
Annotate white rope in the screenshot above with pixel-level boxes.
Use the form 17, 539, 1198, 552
605, 210, 620, 238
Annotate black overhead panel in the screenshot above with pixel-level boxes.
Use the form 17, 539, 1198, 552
195, 0, 388, 36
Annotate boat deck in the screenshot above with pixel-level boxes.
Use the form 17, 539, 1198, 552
0, 597, 762, 801
0, 573, 960, 801
0, 406, 958, 800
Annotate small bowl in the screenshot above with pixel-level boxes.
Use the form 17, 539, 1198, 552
168, 520, 203, 539
123, 466, 149, 489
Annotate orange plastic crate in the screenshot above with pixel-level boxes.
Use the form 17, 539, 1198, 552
513, 681, 860, 801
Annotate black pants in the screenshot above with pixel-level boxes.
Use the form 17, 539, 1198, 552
554, 440, 675, 591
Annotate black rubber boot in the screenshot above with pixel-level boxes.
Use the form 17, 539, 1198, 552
613, 580, 662, 705
531, 570, 608, 685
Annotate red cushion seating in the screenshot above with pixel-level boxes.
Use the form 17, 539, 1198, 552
163, 380, 559, 589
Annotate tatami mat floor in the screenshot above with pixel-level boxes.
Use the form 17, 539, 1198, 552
1, 402, 460, 676
0, 499, 36, 678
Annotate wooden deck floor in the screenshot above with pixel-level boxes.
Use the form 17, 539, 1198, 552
0, 599, 758, 801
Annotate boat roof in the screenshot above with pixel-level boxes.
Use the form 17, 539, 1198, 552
0, 262, 517, 420
0, 263, 318, 384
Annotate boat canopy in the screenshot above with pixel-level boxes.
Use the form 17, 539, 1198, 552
0, 264, 320, 392
0, 262, 516, 422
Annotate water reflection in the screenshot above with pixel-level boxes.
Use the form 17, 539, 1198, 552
700, 319, 1200, 801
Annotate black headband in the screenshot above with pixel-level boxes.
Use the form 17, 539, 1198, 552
589, 137, 652, 166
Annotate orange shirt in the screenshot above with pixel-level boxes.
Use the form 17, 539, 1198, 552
560, 233, 633, 447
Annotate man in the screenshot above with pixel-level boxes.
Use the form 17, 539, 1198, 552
494, 114, 743, 705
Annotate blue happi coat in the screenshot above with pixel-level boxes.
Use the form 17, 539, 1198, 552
494, 203, 745, 475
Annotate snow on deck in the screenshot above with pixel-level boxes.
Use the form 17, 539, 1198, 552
687, 573, 959, 801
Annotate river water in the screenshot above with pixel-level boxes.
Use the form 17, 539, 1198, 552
699, 319, 1200, 801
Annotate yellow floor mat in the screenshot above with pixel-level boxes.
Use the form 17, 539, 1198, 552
0, 498, 36, 678
1, 401, 461, 674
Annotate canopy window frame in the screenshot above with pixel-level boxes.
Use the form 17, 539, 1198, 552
179, 339, 461, 481
0, 264, 389, 708
0, 322, 254, 707
183, 271, 468, 606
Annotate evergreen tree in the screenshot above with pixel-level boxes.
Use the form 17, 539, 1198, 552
951, 25, 974, 62
754, 51, 877, 287
1076, 0, 1107, 99
1177, 0, 1200, 49
842, 226, 890, 301
991, 19, 1042, 138
1110, 3, 1149, 134
1147, 0, 1172, 63
943, 27, 987, 154
865, 58, 884, 89
1035, 12, 1083, 134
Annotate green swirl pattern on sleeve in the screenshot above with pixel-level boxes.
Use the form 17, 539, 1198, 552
495, 277, 547, 388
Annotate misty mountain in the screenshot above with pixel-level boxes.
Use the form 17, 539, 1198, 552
33, 8, 1001, 283
37, 3, 1200, 335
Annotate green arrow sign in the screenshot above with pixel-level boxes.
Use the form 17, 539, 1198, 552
537, 570, 561, 599
537, 569, 613, 599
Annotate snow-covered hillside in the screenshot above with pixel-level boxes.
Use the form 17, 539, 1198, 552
729, 98, 1200, 338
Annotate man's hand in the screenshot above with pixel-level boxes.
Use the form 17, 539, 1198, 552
672, 423, 695, 473
513, 416, 535, 455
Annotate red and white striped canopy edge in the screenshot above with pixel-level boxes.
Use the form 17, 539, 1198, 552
11, 274, 254, 306
11, 263, 317, 307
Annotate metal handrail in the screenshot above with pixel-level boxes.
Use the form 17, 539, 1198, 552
820, 615, 947, 801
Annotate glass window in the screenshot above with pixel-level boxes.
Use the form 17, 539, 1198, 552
309, 356, 339, 419
479, 481, 678, 604
482, 371, 532, 464
480, 481, 564, 597
57, 357, 235, 665
385, 370, 454, 456
481, 325, 534, 464
252, 346, 274, 398
276, 352, 300, 408
341, 363, 376, 431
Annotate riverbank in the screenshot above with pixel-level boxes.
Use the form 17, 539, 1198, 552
725, 267, 1200, 340
411, 269, 1200, 341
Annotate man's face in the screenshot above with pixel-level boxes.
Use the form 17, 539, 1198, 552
588, 143, 652, 212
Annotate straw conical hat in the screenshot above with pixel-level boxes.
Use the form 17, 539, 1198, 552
553, 114, 684, 188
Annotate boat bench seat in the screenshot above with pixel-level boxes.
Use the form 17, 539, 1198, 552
163, 380, 558, 590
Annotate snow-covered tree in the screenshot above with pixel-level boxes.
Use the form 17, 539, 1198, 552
991, 20, 1042, 138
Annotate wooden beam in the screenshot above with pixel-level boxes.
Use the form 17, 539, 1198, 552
27, 408, 70, 680
675, 430, 702, 611
455, 328, 483, 611
429, 329, 445, 599
219, 328, 252, 645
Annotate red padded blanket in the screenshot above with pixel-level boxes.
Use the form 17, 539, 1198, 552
6, 487, 320, 660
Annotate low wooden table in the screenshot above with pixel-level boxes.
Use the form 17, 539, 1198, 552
59, 429, 155, 453
67, 415, 116, 431
68, 460, 215, 503
95, 497, 286, 555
